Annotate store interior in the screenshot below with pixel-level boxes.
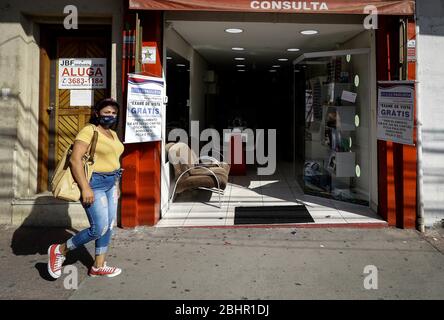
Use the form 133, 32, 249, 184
161, 12, 380, 227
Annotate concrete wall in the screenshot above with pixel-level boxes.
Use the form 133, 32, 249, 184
416, 0, 444, 227
162, 25, 209, 213
0, 0, 123, 227
190, 51, 208, 126
164, 26, 209, 126
0, 6, 40, 224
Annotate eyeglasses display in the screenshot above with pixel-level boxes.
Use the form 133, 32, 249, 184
297, 51, 370, 206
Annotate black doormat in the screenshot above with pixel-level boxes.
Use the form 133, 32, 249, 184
234, 205, 314, 225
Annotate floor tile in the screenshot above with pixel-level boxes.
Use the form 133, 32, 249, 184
187, 209, 228, 217
296, 196, 336, 210
260, 179, 291, 189
335, 204, 376, 216
155, 218, 185, 227
160, 162, 385, 227
308, 209, 342, 219
261, 188, 296, 200
312, 217, 348, 224
286, 179, 303, 188
229, 202, 264, 208
342, 217, 386, 224
182, 218, 227, 226
229, 176, 261, 189
224, 217, 235, 226
225, 208, 236, 219
161, 211, 190, 219
261, 201, 303, 206
336, 205, 383, 221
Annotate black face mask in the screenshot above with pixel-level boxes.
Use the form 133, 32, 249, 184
98, 115, 117, 127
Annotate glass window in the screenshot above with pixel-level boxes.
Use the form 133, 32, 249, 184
296, 51, 370, 206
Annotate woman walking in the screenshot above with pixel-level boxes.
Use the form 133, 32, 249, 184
48, 98, 124, 278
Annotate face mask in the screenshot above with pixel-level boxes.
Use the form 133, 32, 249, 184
98, 115, 117, 127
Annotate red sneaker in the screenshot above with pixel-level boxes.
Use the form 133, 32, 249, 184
47, 244, 66, 279
89, 262, 122, 278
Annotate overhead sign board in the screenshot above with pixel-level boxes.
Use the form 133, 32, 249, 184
129, 0, 415, 15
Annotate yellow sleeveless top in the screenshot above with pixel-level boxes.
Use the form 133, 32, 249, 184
74, 124, 124, 173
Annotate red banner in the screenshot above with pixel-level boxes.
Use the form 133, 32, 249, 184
129, 0, 414, 15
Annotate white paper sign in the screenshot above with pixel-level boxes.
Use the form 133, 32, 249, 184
124, 74, 164, 143
58, 58, 106, 89
377, 82, 414, 145
70, 90, 93, 106
341, 90, 357, 103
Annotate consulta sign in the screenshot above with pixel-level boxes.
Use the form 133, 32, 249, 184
129, 0, 415, 15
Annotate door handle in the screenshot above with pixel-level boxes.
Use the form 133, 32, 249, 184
47, 103, 55, 114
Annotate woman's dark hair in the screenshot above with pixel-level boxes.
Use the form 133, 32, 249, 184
89, 98, 120, 128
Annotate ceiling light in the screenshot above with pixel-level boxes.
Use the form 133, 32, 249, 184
278, 58, 288, 62
237, 70, 246, 72
166, 56, 172, 60
300, 30, 319, 35
236, 65, 246, 67
176, 64, 186, 67
269, 70, 277, 73
287, 48, 300, 52
234, 57, 245, 61
272, 65, 280, 68
225, 28, 243, 34
232, 47, 245, 51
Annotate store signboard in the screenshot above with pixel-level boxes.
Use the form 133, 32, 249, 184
58, 58, 106, 89
124, 74, 165, 143
377, 81, 415, 145
129, 0, 415, 15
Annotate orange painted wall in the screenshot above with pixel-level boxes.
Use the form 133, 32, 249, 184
376, 16, 417, 229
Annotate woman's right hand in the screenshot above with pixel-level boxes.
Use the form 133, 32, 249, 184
81, 187, 95, 205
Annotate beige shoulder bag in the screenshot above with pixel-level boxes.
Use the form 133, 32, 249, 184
50, 125, 98, 201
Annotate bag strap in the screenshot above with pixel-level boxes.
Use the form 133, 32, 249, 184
84, 125, 98, 162
89, 125, 99, 159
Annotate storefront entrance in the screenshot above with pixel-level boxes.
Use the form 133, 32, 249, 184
121, 1, 417, 229
156, 12, 383, 227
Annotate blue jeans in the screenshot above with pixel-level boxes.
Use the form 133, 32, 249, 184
66, 169, 123, 256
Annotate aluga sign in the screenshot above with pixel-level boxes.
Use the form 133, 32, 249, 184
250, 1, 329, 11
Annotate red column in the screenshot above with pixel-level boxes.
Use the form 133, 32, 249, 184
120, 10, 163, 227
376, 16, 417, 229
401, 18, 417, 229
376, 17, 398, 226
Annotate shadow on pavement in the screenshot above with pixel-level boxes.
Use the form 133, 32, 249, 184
10, 197, 94, 281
